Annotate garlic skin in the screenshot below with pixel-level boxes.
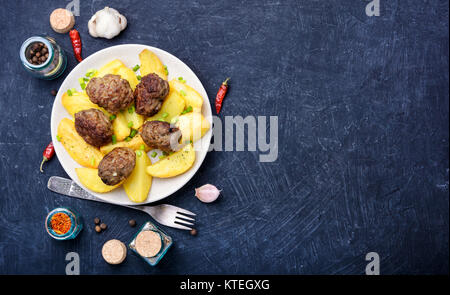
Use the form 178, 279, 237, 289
88, 7, 127, 39
195, 184, 221, 203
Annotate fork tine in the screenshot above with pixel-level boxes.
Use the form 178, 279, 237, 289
176, 214, 195, 222
176, 207, 196, 216
152, 215, 193, 230
171, 222, 193, 230
144, 204, 196, 231
175, 218, 194, 227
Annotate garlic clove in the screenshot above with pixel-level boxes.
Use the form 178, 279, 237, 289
88, 16, 98, 38
195, 184, 221, 203
118, 14, 128, 31
105, 7, 127, 30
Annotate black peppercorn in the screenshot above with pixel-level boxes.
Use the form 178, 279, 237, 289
190, 229, 197, 236
94, 217, 100, 225
128, 219, 136, 227
100, 223, 107, 230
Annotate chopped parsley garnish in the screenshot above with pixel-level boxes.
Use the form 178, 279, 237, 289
181, 106, 193, 114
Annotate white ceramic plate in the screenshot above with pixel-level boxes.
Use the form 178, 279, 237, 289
51, 44, 212, 205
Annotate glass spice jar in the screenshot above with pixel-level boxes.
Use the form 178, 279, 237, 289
19, 36, 67, 80
129, 221, 173, 266
45, 208, 83, 240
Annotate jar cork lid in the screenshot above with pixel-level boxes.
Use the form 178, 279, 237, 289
50, 8, 75, 34
102, 239, 127, 265
135, 230, 162, 258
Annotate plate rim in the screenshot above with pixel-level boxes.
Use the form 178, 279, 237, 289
50, 44, 212, 205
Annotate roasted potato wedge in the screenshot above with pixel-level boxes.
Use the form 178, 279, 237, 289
146, 144, 195, 178
57, 118, 104, 168
116, 66, 139, 91
76, 168, 122, 193
62, 91, 110, 117
175, 112, 210, 143
169, 80, 203, 111
146, 88, 185, 123
94, 59, 126, 78
124, 105, 145, 130
100, 134, 150, 154
113, 112, 131, 141
139, 49, 167, 80
124, 151, 152, 202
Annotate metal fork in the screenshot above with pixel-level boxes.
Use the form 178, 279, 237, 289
47, 176, 196, 230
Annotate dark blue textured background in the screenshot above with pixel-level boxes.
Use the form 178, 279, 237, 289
0, 0, 448, 274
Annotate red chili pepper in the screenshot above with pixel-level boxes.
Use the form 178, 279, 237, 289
215, 78, 230, 114
69, 29, 83, 62
40, 142, 55, 173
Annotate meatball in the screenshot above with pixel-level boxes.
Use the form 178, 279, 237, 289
98, 147, 136, 186
86, 74, 134, 114
141, 121, 181, 152
134, 73, 169, 116
74, 108, 113, 147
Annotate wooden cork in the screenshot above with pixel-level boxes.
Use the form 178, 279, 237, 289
50, 8, 75, 34
135, 230, 162, 258
101, 239, 127, 265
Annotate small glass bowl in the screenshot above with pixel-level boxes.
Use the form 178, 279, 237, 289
19, 36, 67, 80
45, 208, 83, 240
129, 221, 173, 266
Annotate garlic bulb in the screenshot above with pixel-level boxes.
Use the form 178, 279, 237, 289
195, 184, 221, 203
88, 7, 127, 39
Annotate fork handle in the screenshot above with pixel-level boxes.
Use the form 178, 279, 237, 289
47, 176, 147, 213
